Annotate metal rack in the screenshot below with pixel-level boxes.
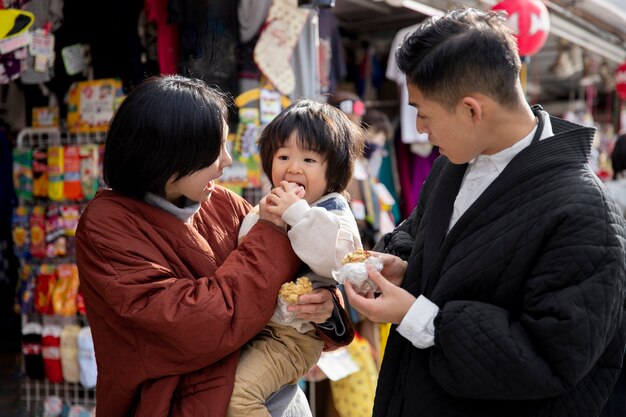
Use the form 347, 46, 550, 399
16, 128, 107, 149
15, 128, 104, 415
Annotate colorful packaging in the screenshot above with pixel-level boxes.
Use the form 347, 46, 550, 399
45, 205, 66, 258
29, 206, 46, 259
47, 145, 64, 201
32, 147, 48, 198
63, 145, 83, 200
52, 263, 79, 316
79, 144, 99, 199
22, 322, 45, 380
42, 324, 63, 383
12, 148, 33, 200
60, 324, 81, 383
34, 265, 57, 314
67, 78, 124, 133
12, 205, 30, 258
14, 263, 36, 314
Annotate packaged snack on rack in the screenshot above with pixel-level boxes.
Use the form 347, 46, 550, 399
30, 206, 46, 258
47, 145, 64, 201
12, 148, 33, 200
34, 265, 57, 315
79, 144, 99, 199
52, 264, 80, 316
14, 263, 36, 314
63, 145, 83, 200
32, 147, 48, 198
45, 205, 66, 258
12, 205, 30, 258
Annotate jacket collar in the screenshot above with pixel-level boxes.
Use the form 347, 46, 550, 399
420, 114, 595, 295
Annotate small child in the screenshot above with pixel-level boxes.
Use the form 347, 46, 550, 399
229, 99, 365, 417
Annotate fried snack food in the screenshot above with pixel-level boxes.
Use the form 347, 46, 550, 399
341, 248, 371, 265
278, 277, 313, 305
333, 249, 382, 294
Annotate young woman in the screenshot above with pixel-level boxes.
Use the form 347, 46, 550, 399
76, 75, 350, 417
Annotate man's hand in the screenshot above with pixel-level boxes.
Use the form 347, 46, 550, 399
344, 265, 415, 325
369, 251, 408, 287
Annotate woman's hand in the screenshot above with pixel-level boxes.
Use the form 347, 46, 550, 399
369, 251, 408, 287
259, 182, 305, 229
288, 288, 334, 323
258, 196, 287, 230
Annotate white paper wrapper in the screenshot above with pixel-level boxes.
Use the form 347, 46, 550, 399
273, 296, 298, 323
332, 256, 383, 294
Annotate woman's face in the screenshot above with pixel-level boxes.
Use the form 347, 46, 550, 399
165, 129, 232, 205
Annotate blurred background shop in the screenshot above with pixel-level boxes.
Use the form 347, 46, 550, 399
1, 1, 625, 416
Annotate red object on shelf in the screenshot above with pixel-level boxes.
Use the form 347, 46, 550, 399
491, 0, 550, 57
616, 63, 626, 100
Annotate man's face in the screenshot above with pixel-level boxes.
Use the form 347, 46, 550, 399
407, 82, 482, 165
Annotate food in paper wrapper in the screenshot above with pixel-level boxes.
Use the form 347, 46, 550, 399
341, 248, 371, 264
275, 277, 313, 323
332, 249, 383, 294
279, 277, 313, 304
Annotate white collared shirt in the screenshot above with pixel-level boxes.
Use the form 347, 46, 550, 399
397, 111, 554, 349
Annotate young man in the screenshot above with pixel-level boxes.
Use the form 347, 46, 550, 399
344, 8, 626, 417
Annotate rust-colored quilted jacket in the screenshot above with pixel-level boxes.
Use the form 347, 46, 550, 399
76, 187, 303, 417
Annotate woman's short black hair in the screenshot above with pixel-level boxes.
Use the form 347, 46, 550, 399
103, 75, 229, 199
258, 99, 365, 196
396, 8, 522, 111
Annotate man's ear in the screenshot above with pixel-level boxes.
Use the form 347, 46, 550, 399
460, 96, 482, 123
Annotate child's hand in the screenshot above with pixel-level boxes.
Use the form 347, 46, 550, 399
265, 181, 305, 217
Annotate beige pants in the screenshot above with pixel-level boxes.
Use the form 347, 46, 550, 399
227, 322, 324, 417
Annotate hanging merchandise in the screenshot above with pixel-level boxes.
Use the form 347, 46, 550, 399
22, 321, 45, 380
0, 9, 35, 83
0, 9, 34, 42
66, 78, 124, 133
77, 326, 97, 389
32, 106, 59, 128
221, 81, 292, 193
47, 145, 64, 201
12, 128, 105, 412
616, 62, 626, 100
60, 43, 88, 77
63, 145, 83, 201
60, 324, 81, 383
12, 147, 33, 200
33, 146, 48, 198
42, 323, 63, 383
253, 0, 310, 95
79, 144, 99, 199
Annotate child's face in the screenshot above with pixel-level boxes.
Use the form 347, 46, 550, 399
271, 132, 328, 205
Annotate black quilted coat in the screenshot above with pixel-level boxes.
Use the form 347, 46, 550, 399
373, 115, 626, 417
